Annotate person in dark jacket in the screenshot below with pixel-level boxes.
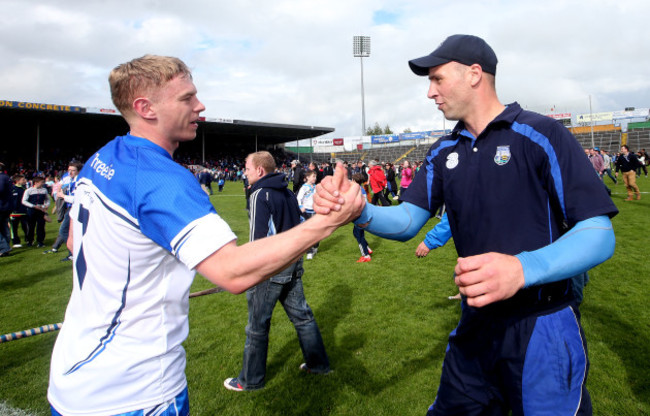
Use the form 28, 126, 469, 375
21, 176, 50, 247
383, 162, 398, 200
224, 151, 330, 392
291, 160, 305, 194
0, 162, 13, 256
615, 145, 642, 201
322, 161, 334, 177
10, 174, 29, 248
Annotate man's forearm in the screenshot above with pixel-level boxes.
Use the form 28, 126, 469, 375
516, 216, 615, 287
197, 215, 338, 294
354, 202, 430, 241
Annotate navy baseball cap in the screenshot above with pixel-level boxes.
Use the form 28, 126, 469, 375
409, 34, 498, 76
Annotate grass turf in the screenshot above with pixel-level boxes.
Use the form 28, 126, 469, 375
0, 178, 648, 415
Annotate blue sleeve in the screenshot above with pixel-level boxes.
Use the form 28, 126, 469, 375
353, 202, 430, 241
423, 212, 452, 249
131, 151, 216, 251
516, 215, 615, 287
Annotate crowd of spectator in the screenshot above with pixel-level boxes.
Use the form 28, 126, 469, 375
15, 144, 648, 258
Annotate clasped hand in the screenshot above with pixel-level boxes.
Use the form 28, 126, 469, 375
454, 252, 525, 308
313, 162, 365, 224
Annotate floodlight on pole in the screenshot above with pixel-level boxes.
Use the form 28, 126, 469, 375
353, 35, 370, 135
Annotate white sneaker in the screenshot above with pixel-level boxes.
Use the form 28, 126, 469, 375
306, 253, 314, 260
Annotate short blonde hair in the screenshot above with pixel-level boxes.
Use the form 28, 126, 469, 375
109, 55, 192, 118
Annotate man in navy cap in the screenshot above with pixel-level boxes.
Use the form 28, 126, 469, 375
315, 34, 617, 415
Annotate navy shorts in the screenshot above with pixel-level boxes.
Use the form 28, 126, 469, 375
427, 281, 592, 416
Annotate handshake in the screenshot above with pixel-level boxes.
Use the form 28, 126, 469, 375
312, 162, 366, 225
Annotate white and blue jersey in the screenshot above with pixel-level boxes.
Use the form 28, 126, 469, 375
48, 134, 237, 416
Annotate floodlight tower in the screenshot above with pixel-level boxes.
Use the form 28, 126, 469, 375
353, 35, 371, 135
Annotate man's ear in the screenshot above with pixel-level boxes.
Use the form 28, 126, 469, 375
468, 64, 483, 88
133, 97, 157, 120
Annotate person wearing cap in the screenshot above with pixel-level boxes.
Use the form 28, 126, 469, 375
315, 34, 617, 415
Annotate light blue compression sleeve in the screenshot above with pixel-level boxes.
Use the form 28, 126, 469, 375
516, 215, 615, 287
353, 202, 431, 241
423, 212, 452, 249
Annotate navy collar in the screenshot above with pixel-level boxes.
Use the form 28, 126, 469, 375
452, 102, 523, 140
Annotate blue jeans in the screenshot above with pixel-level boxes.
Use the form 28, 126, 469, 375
52, 210, 70, 251
600, 168, 617, 184
238, 261, 329, 389
0, 211, 11, 254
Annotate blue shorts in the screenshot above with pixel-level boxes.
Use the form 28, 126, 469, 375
51, 386, 189, 416
427, 282, 592, 416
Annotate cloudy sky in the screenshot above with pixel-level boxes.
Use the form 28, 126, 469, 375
2, 0, 649, 139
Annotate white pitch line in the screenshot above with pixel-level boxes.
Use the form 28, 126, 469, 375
0, 402, 40, 416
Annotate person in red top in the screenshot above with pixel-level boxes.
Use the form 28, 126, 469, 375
368, 160, 391, 206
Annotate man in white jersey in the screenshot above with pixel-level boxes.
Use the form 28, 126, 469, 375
48, 55, 364, 416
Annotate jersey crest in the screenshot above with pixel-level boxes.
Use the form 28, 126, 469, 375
494, 145, 511, 166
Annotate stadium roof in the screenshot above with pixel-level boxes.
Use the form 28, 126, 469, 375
0, 100, 334, 168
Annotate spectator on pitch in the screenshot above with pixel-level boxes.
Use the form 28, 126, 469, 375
224, 151, 330, 392
368, 160, 391, 206
47, 55, 362, 416
21, 176, 50, 248
397, 159, 413, 203
10, 174, 29, 248
352, 160, 370, 201
599, 149, 617, 184
296, 170, 319, 259
0, 161, 12, 257
641, 148, 650, 174
322, 161, 334, 178
309, 161, 324, 184
44, 162, 81, 260
383, 162, 398, 200
636, 151, 647, 177
588, 147, 605, 177
290, 160, 305, 194
50, 175, 64, 217
217, 173, 226, 192
315, 34, 617, 415
198, 168, 213, 195
615, 145, 642, 201
352, 173, 372, 263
